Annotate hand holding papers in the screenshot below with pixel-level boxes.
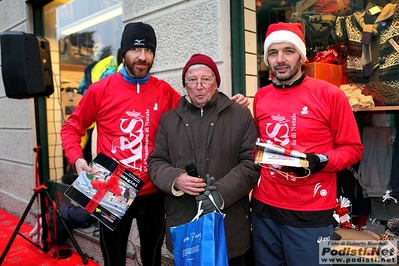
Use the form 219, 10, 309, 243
254, 139, 309, 168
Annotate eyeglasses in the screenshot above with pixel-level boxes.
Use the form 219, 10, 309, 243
185, 77, 214, 88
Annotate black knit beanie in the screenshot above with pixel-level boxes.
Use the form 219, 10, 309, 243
120, 22, 157, 56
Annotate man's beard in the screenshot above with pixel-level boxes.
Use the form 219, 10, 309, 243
124, 58, 153, 78
272, 60, 302, 83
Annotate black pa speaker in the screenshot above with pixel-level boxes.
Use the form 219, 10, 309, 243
0, 31, 54, 99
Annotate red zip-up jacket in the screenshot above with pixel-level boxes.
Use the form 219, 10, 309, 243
61, 72, 181, 196
253, 76, 363, 211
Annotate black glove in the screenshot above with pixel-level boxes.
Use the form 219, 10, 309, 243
195, 176, 223, 214
291, 153, 328, 177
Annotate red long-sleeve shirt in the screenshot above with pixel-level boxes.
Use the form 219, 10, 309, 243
253, 76, 363, 211
61, 72, 181, 196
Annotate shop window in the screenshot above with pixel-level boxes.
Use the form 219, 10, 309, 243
44, 0, 123, 183
256, 0, 368, 88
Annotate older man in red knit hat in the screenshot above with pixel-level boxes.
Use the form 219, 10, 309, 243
251, 22, 364, 265
61, 21, 250, 266
148, 53, 260, 266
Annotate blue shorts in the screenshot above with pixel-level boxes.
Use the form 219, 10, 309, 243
252, 212, 333, 266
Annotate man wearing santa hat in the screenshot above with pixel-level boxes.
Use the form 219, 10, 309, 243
251, 22, 364, 265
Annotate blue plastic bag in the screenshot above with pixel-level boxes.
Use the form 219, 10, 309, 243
170, 211, 228, 266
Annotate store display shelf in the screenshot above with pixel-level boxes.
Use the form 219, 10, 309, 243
353, 106, 399, 112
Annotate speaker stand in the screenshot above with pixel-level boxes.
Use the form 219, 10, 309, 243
0, 183, 88, 264
0, 146, 88, 265
0, 97, 87, 264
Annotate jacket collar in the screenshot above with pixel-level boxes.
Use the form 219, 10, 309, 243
120, 65, 150, 85
185, 91, 219, 110
272, 72, 306, 89
178, 92, 232, 117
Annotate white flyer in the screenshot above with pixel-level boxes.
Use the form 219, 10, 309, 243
255, 147, 309, 168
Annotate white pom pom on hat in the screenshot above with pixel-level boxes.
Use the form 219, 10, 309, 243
263, 22, 307, 67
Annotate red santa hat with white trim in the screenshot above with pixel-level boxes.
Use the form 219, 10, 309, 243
263, 22, 307, 67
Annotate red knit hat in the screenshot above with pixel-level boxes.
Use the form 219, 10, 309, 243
182, 54, 221, 88
263, 22, 306, 67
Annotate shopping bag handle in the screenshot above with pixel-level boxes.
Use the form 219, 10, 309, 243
208, 193, 223, 213
192, 201, 204, 221
192, 194, 225, 221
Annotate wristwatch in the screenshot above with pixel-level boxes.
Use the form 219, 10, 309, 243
317, 154, 329, 163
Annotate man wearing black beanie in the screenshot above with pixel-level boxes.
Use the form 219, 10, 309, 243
61, 22, 249, 266
120, 22, 156, 56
